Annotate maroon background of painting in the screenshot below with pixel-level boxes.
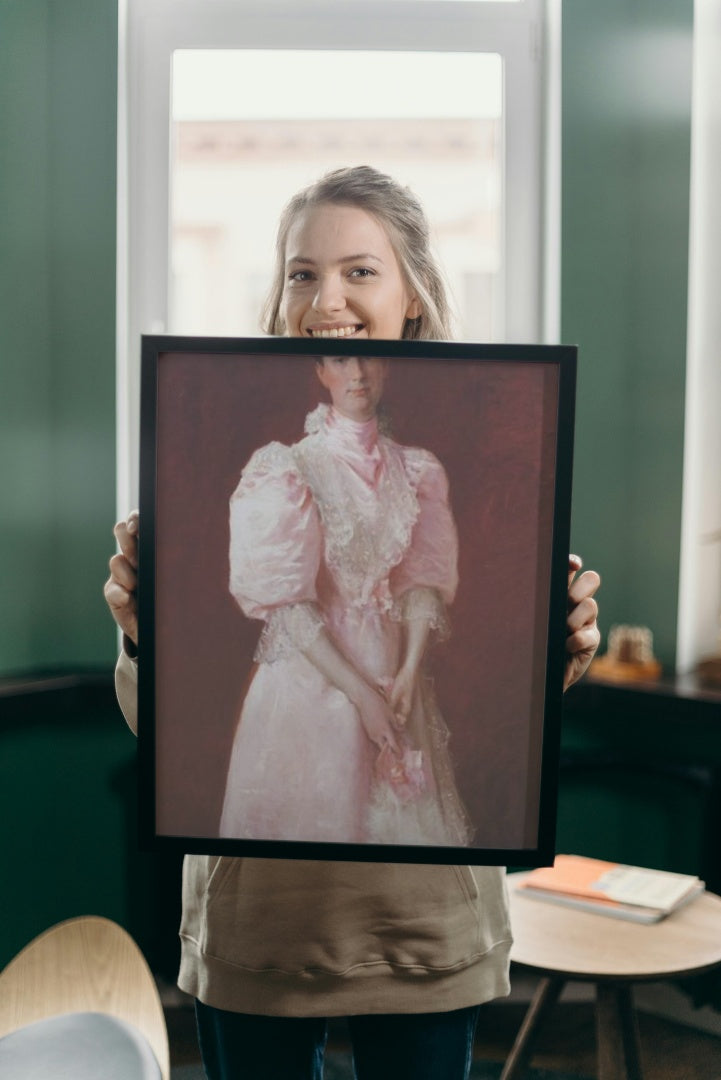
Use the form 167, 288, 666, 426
152, 351, 559, 849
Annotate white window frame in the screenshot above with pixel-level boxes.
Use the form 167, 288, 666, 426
116, 0, 558, 511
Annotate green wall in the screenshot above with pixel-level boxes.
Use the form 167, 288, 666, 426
562, 0, 693, 669
0, 0, 118, 675
0, 0, 135, 968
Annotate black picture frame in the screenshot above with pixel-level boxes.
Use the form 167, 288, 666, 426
138, 335, 576, 866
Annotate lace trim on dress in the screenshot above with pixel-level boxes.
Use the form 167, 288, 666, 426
240, 441, 302, 485
254, 602, 325, 663
303, 404, 327, 436
398, 586, 450, 639
367, 671, 474, 847
295, 407, 421, 612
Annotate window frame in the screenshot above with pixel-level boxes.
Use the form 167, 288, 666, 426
117, 0, 558, 509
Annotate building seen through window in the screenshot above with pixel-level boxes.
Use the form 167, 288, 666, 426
170, 50, 503, 341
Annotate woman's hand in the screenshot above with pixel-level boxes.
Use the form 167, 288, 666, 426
354, 683, 401, 754
564, 554, 601, 691
390, 599, 433, 727
388, 665, 417, 727
300, 629, 399, 752
103, 510, 139, 646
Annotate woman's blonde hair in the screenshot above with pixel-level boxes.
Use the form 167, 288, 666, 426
262, 165, 454, 340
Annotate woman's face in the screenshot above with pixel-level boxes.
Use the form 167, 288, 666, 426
281, 203, 421, 341
315, 356, 388, 423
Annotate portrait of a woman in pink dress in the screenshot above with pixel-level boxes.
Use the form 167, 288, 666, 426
219, 354, 473, 848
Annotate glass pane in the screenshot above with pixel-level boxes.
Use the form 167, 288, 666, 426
170, 50, 503, 340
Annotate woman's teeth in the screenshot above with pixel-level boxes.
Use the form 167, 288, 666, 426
310, 325, 360, 338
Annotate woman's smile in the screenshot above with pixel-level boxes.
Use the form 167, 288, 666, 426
307, 323, 365, 339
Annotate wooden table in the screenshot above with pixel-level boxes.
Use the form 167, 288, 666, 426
503, 873, 721, 1080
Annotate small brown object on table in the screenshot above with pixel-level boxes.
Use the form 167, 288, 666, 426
502, 872, 721, 1080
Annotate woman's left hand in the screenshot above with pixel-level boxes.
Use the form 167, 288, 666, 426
564, 554, 601, 691
388, 666, 417, 727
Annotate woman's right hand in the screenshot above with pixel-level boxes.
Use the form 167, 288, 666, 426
300, 630, 400, 753
103, 510, 139, 646
355, 684, 401, 754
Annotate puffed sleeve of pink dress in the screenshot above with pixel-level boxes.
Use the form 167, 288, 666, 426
390, 447, 459, 633
227, 442, 325, 657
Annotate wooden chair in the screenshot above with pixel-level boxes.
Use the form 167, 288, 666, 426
0, 915, 169, 1079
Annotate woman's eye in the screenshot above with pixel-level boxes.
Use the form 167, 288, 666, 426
349, 267, 375, 279
288, 269, 313, 283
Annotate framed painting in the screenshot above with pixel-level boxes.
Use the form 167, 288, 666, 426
137, 336, 576, 865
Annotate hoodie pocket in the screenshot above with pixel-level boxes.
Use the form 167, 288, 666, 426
182, 856, 510, 976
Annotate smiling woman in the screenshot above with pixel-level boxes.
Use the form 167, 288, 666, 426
263, 167, 450, 340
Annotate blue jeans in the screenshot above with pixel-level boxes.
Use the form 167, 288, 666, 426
195, 1000, 481, 1080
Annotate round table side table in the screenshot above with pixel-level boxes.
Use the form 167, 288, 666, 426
502, 872, 721, 1080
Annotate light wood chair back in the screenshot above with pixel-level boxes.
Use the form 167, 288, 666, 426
0, 915, 169, 1080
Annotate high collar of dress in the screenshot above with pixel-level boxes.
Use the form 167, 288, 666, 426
326, 405, 379, 452
306, 404, 382, 484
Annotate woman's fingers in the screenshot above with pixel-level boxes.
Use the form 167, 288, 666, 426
357, 684, 402, 754
113, 512, 139, 568
566, 579, 601, 663
108, 550, 137, 591
566, 622, 601, 658
567, 553, 583, 585
563, 560, 601, 690
566, 590, 599, 635
568, 567, 601, 611
377, 710, 401, 755
389, 668, 416, 728
382, 726, 401, 755
105, 512, 140, 644
103, 576, 138, 643
389, 687, 409, 727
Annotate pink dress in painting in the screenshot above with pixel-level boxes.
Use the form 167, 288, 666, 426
219, 404, 472, 847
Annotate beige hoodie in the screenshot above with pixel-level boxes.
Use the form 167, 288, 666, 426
116, 650, 512, 1016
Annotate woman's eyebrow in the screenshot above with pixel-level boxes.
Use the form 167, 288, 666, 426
286, 253, 384, 266
339, 253, 384, 265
